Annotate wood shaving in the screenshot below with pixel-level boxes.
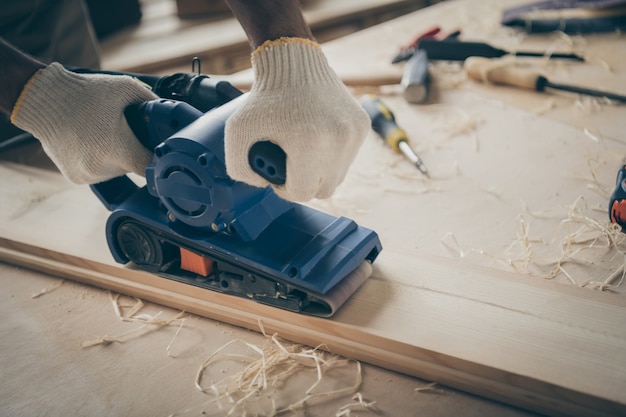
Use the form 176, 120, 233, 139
336, 393, 380, 416
441, 232, 491, 261
583, 128, 602, 143
542, 32, 585, 65
441, 232, 467, 259
414, 382, 446, 395
419, 105, 482, 151
430, 61, 466, 90
585, 158, 612, 197
504, 197, 623, 289
192, 332, 365, 416
31, 279, 64, 298
81, 293, 186, 349
575, 96, 616, 113
444, 195, 625, 291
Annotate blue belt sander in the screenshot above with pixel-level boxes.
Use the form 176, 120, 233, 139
90, 77, 382, 317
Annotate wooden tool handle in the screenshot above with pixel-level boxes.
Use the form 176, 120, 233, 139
464, 57, 541, 91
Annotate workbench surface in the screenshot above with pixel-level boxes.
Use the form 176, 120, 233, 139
2, 0, 626, 416
0, 263, 534, 416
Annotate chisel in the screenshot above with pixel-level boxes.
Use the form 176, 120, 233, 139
419, 38, 585, 62
464, 57, 626, 103
360, 94, 430, 177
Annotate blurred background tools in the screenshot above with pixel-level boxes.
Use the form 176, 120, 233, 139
418, 38, 585, 62
360, 94, 429, 177
391, 27, 442, 64
401, 49, 430, 104
465, 57, 626, 103
501, 0, 626, 34
392, 27, 461, 104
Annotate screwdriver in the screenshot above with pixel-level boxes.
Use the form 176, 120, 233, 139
464, 57, 626, 103
360, 94, 429, 177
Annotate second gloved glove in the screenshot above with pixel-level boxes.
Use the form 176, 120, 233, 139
224, 37, 370, 202
11, 63, 157, 184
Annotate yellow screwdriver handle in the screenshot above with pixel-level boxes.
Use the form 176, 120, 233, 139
464, 57, 542, 91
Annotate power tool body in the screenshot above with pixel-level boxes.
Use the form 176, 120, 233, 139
90, 77, 381, 317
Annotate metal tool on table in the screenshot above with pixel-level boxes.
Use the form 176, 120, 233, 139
419, 38, 585, 62
464, 56, 626, 103
90, 74, 382, 318
401, 49, 431, 104
360, 94, 429, 177
393, 28, 461, 104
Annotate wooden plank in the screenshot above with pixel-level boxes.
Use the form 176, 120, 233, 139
0, 142, 625, 417
1, 222, 626, 417
1, 262, 538, 417
2, 0, 626, 414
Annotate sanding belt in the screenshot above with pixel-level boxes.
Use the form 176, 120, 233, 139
315, 261, 372, 317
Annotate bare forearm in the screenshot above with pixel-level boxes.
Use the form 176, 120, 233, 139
0, 38, 46, 115
225, 0, 314, 49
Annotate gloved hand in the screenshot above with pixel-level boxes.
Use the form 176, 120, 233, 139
11, 63, 157, 184
224, 38, 370, 202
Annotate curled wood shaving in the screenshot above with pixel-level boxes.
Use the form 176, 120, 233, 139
430, 61, 466, 89
441, 232, 490, 261
445, 195, 625, 291
81, 293, 186, 349
541, 32, 585, 65
418, 104, 481, 150
31, 279, 64, 299
583, 128, 602, 143
575, 95, 616, 112
336, 392, 380, 416
507, 197, 624, 289
441, 232, 467, 259
414, 382, 446, 394
193, 332, 365, 416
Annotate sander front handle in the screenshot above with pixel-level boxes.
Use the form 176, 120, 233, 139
125, 97, 286, 186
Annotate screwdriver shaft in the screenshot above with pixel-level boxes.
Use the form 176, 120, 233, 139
543, 80, 626, 103
360, 94, 430, 177
398, 140, 429, 177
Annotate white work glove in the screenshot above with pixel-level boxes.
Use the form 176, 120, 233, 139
224, 38, 370, 202
11, 63, 157, 184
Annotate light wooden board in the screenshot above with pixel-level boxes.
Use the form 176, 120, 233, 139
3, 0, 626, 415
0, 262, 539, 417
100, 0, 429, 74
1, 87, 626, 417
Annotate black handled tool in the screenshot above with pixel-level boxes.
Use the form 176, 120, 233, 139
419, 38, 585, 62
465, 57, 626, 103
